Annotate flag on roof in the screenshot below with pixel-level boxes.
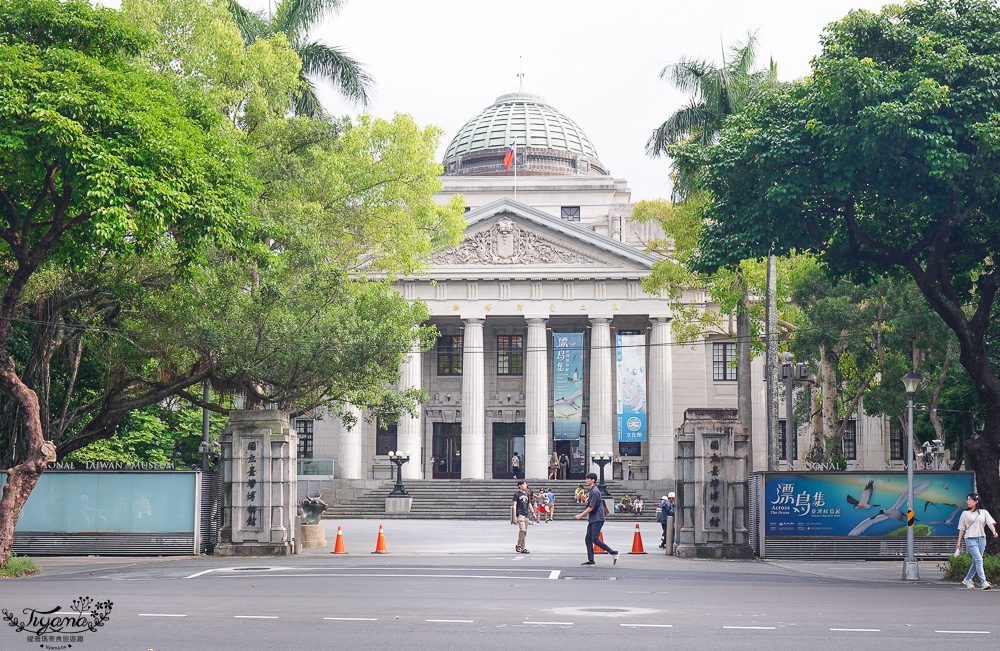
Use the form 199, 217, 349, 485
504, 139, 516, 170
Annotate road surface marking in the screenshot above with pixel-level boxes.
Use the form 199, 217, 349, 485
723, 626, 776, 630
323, 617, 378, 621
621, 624, 673, 628
548, 570, 561, 580
936, 630, 990, 634
183, 569, 216, 579
234, 615, 278, 619
138, 614, 186, 617
523, 621, 573, 626
831, 628, 880, 632
426, 619, 474, 623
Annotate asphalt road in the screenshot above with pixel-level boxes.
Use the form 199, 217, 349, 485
2, 520, 992, 651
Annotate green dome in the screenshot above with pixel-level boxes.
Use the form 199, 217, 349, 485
442, 92, 607, 177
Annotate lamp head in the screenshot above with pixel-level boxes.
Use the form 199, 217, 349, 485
901, 370, 921, 395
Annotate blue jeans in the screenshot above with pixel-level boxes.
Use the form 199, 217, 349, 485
964, 536, 987, 584
585, 520, 615, 562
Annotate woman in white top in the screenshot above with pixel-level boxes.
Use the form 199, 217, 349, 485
956, 492, 998, 589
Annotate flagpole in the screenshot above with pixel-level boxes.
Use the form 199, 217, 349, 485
513, 137, 517, 201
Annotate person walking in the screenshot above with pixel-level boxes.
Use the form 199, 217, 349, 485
574, 472, 619, 566
657, 493, 675, 549
956, 492, 998, 589
511, 452, 522, 479
549, 451, 560, 480
512, 480, 534, 553
559, 452, 570, 480
545, 487, 555, 522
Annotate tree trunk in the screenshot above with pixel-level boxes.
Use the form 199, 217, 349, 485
0, 356, 56, 566
736, 279, 752, 439
966, 429, 1000, 555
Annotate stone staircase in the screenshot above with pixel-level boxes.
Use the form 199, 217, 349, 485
322, 479, 660, 520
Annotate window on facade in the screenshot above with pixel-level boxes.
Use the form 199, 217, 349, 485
618, 442, 641, 456
376, 420, 398, 456
497, 334, 524, 375
437, 335, 463, 375
889, 420, 904, 460
842, 420, 858, 460
713, 342, 737, 381
295, 419, 314, 459
561, 206, 581, 222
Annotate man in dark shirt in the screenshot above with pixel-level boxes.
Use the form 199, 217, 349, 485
512, 480, 534, 553
573, 472, 619, 565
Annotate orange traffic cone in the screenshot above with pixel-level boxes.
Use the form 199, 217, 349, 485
331, 526, 347, 554
593, 532, 608, 554
371, 525, 389, 554
629, 523, 647, 554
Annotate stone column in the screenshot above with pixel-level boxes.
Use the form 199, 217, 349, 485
337, 404, 363, 480
648, 318, 674, 480
216, 410, 296, 555
525, 318, 548, 479
397, 342, 423, 479
589, 318, 613, 473
461, 318, 485, 479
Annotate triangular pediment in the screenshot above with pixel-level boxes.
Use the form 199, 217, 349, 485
427, 199, 653, 273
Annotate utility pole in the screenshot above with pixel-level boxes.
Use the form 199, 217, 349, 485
736, 278, 753, 450
765, 255, 779, 471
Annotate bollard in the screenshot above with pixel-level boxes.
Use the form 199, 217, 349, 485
665, 515, 675, 555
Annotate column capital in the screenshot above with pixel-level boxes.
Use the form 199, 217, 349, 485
590, 317, 611, 326
651, 317, 670, 326
526, 317, 547, 327
463, 317, 484, 327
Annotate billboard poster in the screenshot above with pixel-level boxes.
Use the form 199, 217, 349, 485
616, 333, 647, 442
764, 472, 975, 537
552, 332, 584, 440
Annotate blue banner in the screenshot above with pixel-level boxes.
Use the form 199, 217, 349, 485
552, 332, 584, 440
764, 471, 975, 536
616, 334, 647, 442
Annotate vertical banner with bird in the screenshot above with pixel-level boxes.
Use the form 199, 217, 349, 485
616, 334, 647, 442
553, 333, 584, 440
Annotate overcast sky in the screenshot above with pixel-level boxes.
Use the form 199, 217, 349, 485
131, 0, 898, 201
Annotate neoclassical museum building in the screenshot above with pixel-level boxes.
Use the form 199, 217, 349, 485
301, 91, 904, 484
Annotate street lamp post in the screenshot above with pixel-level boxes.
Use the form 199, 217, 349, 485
901, 371, 921, 580
387, 451, 411, 498
590, 452, 613, 499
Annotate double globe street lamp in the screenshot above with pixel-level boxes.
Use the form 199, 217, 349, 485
590, 451, 614, 498
387, 451, 411, 498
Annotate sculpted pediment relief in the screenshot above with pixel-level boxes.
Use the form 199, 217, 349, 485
430, 217, 602, 266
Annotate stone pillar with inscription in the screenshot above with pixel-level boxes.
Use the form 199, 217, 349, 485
674, 408, 752, 558
216, 410, 297, 556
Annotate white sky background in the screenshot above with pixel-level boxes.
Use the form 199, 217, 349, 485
107, 0, 896, 201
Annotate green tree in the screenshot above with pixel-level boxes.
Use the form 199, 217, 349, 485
681, 0, 1000, 546
227, 0, 373, 116
646, 31, 777, 198
0, 0, 255, 564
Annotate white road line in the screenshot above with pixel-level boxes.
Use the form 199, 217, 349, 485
208, 572, 556, 580
524, 621, 574, 626
936, 630, 990, 634
234, 616, 278, 619
138, 614, 187, 618
323, 617, 378, 621
830, 628, 880, 632
183, 569, 217, 579
723, 626, 776, 630
621, 624, 673, 628
426, 619, 474, 623
548, 570, 561, 580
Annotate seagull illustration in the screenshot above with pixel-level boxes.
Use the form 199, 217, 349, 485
567, 368, 582, 383
846, 480, 881, 509
940, 483, 949, 490
923, 500, 942, 513
848, 480, 931, 536
929, 506, 964, 526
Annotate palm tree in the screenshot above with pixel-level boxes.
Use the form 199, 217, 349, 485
646, 31, 776, 197
228, 0, 373, 117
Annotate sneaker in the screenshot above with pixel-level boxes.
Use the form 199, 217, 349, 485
984, 582, 992, 590
612, 551, 620, 566
580, 561, 596, 566
962, 579, 975, 589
